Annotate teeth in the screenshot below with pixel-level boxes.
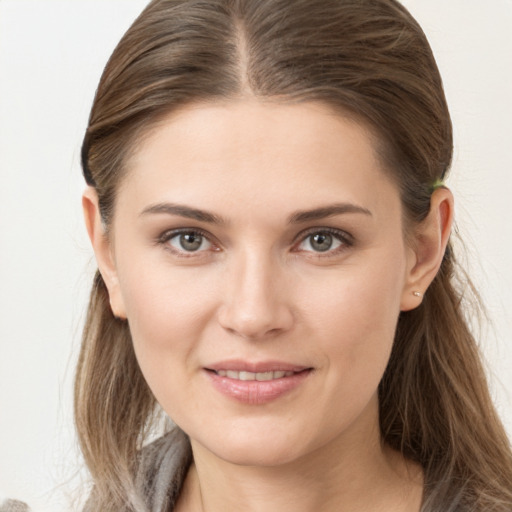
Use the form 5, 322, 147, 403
215, 370, 296, 381
256, 372, 273, 381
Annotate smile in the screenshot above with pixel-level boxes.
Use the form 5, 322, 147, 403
205, 363, 313, 405
214, 370, 296, 381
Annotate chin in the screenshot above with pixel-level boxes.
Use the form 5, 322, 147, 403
189, 419, 319, 468
211, 440, 304, 467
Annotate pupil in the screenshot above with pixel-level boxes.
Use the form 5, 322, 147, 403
311, 233, 332, 252
180, 233, 202, 251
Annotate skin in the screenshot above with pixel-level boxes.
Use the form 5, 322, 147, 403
84, 100, 453, 512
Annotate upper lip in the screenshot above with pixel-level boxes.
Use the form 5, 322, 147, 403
205, 360, 311, 373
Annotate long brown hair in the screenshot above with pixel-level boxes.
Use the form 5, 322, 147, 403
76, 0, 512, 510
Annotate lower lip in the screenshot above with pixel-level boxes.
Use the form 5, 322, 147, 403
205, 369, 312, 405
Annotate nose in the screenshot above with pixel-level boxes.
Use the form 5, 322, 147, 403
217, 251, 294, 340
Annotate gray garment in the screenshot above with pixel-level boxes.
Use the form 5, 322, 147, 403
135, 428, 192, 512
0, 430, 191, 512
82, 427, 192, 512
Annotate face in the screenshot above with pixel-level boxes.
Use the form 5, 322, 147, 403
101, 101, 417, 467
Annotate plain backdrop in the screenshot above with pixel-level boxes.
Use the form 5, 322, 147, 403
1, 1, 511, 510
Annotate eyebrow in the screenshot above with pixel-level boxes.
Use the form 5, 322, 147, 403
288, 203, 372, 223
140, 203, 226, 224
139, 201, 372, 225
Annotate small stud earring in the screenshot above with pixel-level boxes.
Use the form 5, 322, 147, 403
413, 291, 422, 297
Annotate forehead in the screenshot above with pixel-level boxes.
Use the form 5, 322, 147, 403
119, 100, 399, 221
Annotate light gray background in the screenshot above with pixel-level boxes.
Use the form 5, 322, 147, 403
1, 1, 511, 510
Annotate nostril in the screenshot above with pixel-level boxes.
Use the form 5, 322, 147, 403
217, 279, 294, 339
220, 320, 286, 341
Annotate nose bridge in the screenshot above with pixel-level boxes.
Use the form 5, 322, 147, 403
218, 245, 292, 339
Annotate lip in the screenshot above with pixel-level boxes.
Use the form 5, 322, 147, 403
204, 360, 313, 405
206, 359, 310, 373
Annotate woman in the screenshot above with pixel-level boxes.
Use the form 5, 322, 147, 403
75, 0, 512, 510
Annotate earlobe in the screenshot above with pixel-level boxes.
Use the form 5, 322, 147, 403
82, 187, 127, 319
400, 188, 454, 311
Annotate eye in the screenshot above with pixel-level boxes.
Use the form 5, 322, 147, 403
295, 229, 351, 254
163, 230, 213, 253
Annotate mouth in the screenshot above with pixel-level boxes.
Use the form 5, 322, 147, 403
204, 362, 313, 404
211, 369, 298, 381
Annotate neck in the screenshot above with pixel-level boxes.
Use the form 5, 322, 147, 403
176, 399, 423, 512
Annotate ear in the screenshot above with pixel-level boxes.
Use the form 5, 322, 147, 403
82, 187, 127, 319
400, 187, 454, 311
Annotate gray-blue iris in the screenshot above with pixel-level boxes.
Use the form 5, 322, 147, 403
180, 233, 203, 251
310, 233, 332, 252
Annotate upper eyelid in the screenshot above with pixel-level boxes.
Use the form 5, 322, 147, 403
293, 226, 354, 244
158, 228, 218, 258
158, 227, 213, 242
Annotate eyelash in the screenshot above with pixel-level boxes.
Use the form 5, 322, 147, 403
293, 227, 354, 257
157, 227, 354, 258
157, 227, 218, 258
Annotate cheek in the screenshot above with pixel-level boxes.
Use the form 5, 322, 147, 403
304, 250, 404, 334
116, 263, 223, 426
300, 247, 406, 394
115, 257, 219, 384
